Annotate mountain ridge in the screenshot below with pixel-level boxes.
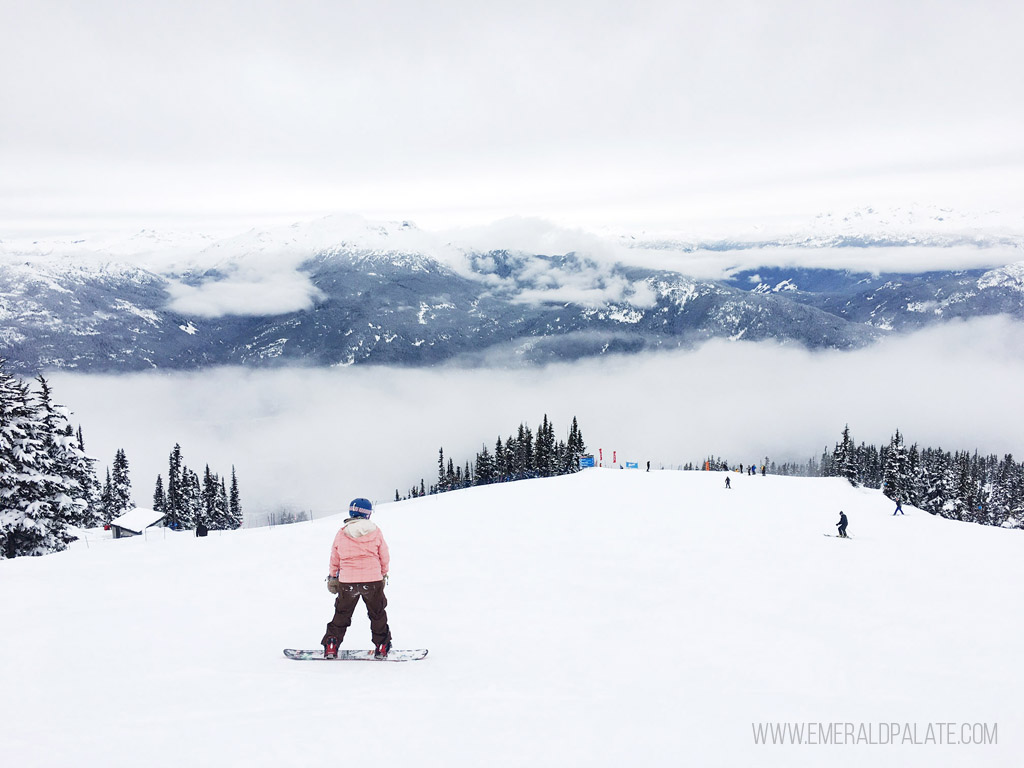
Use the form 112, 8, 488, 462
2, 211, 1023, 373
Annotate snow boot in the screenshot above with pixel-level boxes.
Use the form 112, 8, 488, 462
374, 640, 392, 659
324, 637, 339, 659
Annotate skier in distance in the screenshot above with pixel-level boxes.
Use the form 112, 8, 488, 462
321, 498, 393, 659
836, 510, 849, 538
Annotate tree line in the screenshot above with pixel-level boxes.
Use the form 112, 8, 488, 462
152, 444, 242, 531
704, 425, 1024, 529
821, 424, 1023, 528
399, 415, 1023, 531
396, 415, 586, 500
1, 359, 243, 559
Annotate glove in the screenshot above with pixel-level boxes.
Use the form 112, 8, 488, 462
383, 573, 389, 587
327, 576, 340, 595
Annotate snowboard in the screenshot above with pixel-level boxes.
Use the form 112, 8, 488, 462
823, 533, 853, 539
283, 648, 428, 662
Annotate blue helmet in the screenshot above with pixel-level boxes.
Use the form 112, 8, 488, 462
348, 498, 373, 519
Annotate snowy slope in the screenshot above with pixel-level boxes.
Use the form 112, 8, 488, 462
1, 469, 1021, 767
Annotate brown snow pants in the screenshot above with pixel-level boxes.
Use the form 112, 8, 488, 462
322, 580, 391, 647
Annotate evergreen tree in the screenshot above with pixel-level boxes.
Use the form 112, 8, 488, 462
100, 468, 114, 524
110, 448, 132, 516
942, 452, 971, 520
201, 464, 218, 529
33, 376, 100, 528
166, 444, 184, 529
819, 446, 834, 478
862, 443, 884, 488
178, 465, 200, 529
805, 455, 819, 476
534, 415, 553, 477
73, 425, 103, 524
475, 444, 494, 485
831, 424, 858, 484
515, 424, 533, 478
881, 430, 910, 502
919, 447, 950, 514
217, 476, 232, 529
958, 452, 983, 524
0, 367, 73, 558
494, 438, 506, 482
153, 475, 166, 514
988, 455, 1020, 527
228, 466, 242, 529
565, 417, 589, 473
906, 443, 923, 506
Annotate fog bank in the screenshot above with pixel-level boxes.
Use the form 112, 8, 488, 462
50, 316, 1024, 519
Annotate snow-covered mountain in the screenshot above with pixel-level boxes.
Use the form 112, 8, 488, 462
2, 211, 1022, 372
1, 469, 1019, 767
622, 204, 1024, 251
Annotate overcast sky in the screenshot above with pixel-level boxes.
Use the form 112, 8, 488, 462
7, 2, 1023, 516
3, 0, 1023, 235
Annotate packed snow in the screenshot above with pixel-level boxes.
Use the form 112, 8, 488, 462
1, 468, 1021, 767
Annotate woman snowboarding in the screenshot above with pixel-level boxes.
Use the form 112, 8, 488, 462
321, 498, 393, 659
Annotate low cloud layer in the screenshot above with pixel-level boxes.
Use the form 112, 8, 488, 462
165, 270, 324, 317
49, 316, 1024, 521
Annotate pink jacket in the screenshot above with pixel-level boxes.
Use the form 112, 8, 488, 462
328, 518, 390, 583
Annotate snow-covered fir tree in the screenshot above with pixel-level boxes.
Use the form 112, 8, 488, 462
109, 448, 132, 517
228, 466, 242, 529
201, 464, 218, 528
178, 465, 201, 529
493, 438, 506, 481
71, 425, 103, 526
881, 430, 911, 502
830, 424, 858, 485
437, 447, 448, 493
153, 474, 166, 514
200, 465, 235, 530
165, 444, 184, 529
475, 444, 494, 485
567, 416, 585, 465
534, 415, 554, 477
217, 476, 230, 528
988, 455, 1021, 527
34, 376, 101, 528
0, 367, 73, 558
100, 468, 114, 523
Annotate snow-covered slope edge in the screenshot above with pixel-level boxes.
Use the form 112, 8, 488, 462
1, 469, 1019, 768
